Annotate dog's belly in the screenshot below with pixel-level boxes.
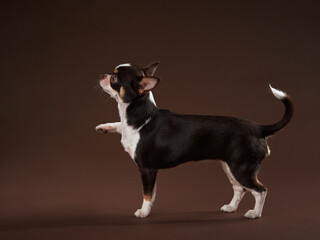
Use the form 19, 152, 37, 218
134, 132, 224, 169
135, 144, 222, 169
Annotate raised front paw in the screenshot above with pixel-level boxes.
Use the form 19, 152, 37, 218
95, 124, 114, 133
134, 209, 150, 218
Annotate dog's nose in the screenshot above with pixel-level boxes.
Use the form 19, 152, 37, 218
100, 74, 107, 80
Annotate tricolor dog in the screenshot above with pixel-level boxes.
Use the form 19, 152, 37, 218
96, 62, 294, 219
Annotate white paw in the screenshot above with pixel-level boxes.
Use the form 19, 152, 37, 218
244, 210, 261, 219
220, 204, 237, 213
95, 125, 106, 133
134, 209, 149, 218
95, 124, 113, 133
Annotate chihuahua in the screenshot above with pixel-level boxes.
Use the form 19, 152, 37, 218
96, 62, 294, 219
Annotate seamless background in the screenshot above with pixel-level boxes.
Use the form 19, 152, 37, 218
1, 0, 320, 239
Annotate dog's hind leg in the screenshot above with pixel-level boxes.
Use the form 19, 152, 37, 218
244, 187, 267, 219
228, 160, 268, 219
134, 168, 157, 218
220, 161, 246, 213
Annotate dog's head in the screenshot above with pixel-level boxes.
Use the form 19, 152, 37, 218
99, 62, 160, 103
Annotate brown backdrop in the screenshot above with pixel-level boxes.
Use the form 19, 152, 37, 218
1, 1, 320, 239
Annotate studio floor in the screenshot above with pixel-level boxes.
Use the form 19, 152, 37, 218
1, 205, 318, 240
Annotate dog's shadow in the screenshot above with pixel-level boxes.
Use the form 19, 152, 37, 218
0, 210, 246, 231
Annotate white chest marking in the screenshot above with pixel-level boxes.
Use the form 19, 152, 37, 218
118, 103, 139, 160
121, 125, 141, 160
117, 93, 156, 161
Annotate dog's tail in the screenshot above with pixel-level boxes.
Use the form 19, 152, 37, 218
260, 85, 294, 137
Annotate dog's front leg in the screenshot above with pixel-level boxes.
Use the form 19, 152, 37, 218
95, 122, 121, 134
134, 168, 157, 218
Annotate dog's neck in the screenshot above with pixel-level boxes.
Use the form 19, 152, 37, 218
118, 92, 158, 130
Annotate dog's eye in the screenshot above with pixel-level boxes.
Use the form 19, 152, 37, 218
111, 75, 117, 82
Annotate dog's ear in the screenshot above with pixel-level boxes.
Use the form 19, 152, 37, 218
138, 76, 160, 94
141, 61, 160, 76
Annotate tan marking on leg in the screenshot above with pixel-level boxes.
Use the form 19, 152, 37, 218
143, 193, 152, 201
143, 184, 156, 202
